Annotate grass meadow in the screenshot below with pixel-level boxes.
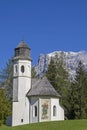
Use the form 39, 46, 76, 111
0, 120, 87, 130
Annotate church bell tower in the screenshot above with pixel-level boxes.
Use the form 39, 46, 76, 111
12, 41, 31, 126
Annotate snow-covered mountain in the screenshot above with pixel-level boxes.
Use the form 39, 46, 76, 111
35, 51, 87, 79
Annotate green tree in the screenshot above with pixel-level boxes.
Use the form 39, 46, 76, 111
69, 61, 87, 119
0, 89, 11, 125
68, 82, 77, 119
0, 58, 13, 100
54, 53, 70, 117
46, 57, 57, 88
46, 53, 70, 118
31, 66, 38, 78
54, 52, 69, 92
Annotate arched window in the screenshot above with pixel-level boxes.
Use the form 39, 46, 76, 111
33, 106, 37, 117
53, 105, 56, 116
21, 65, 25, 73
34, 106, 37, 117
15, 65, 18, 73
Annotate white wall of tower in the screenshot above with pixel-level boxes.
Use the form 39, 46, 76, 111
12, 59, 31, 126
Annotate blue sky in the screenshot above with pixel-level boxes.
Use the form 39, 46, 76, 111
0, 0, 87, 69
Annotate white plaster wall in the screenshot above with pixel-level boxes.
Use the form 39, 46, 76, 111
51, 98, 59, 121
18, 77, 31, 100
13, 78, 18, 101
51, 98, 64, 121
12, 59, 31, 126
58, 104, 64, 120
13, 60, 31, 77
13, 60, 31, 98
29, 97, 39, 123
18, 60, 31, 77
12, 97, 29, 126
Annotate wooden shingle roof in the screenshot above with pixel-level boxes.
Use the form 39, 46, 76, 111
16, 41, 30, 49
27, 77, 60, 97
13, 40, 31, 60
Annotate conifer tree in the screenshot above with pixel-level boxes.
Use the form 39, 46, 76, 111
46, 53, 70, 118
0, 89, 11, 125
69, 61, 87, 119
46, 57, 57, 88
0, 58, 13, 100
54, 53, 70, 117
31, 66, 38, 78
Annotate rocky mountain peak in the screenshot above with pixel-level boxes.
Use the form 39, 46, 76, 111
35, 51, 87, 79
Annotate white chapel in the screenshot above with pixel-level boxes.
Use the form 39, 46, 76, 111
12, 41, 64, 126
